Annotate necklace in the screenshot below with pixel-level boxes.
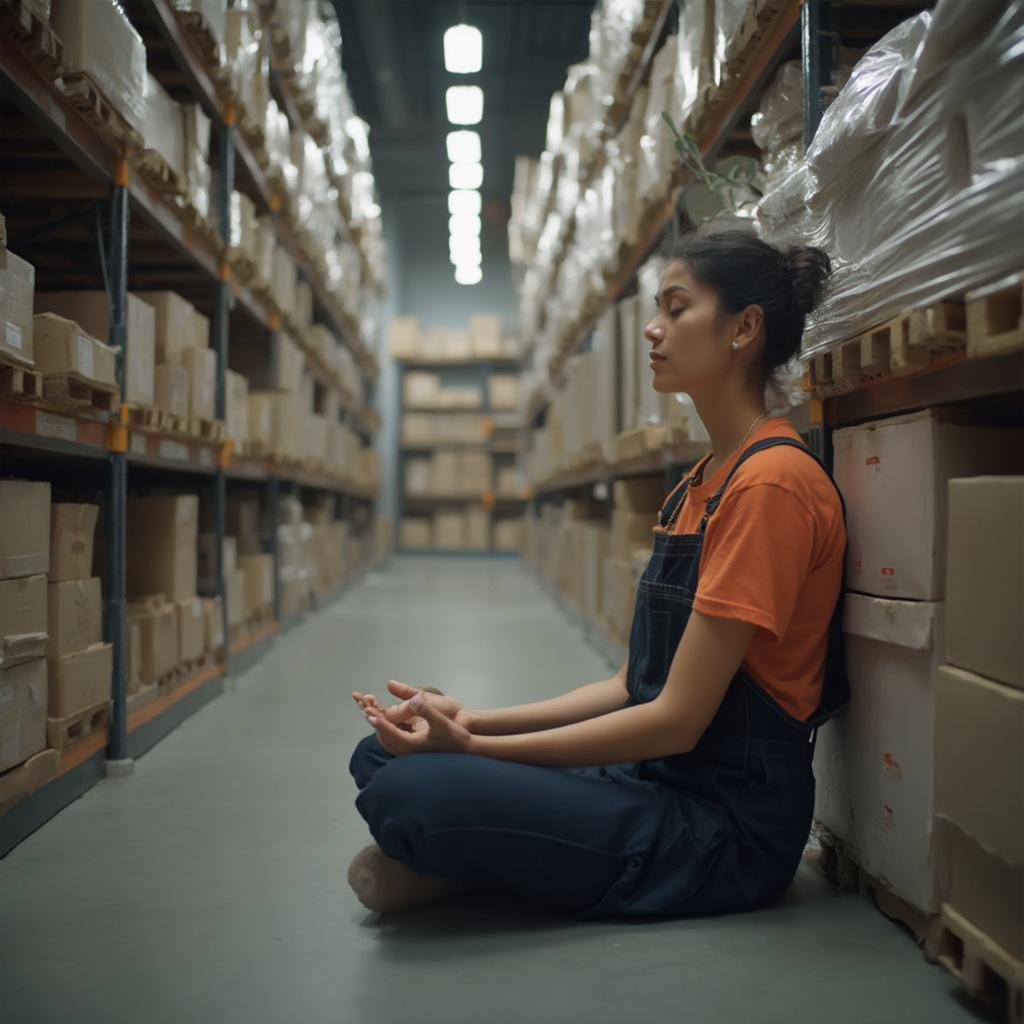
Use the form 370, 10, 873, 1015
663, 410, 769, 533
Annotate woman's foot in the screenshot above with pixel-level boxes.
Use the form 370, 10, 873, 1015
347, 843, 481, 914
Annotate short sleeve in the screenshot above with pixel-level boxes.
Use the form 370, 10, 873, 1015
692, 483, 816, 642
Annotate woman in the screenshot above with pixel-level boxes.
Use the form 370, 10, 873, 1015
348, 231, 849, 919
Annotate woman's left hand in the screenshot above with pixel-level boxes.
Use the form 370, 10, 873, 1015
364, 694, 474, 756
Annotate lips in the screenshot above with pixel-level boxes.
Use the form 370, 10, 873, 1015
649, 351, 667, 364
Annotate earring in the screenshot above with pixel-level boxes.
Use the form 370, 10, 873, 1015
731, 340, 740, 350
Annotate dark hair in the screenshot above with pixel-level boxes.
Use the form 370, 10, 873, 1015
667, 231, 832, 379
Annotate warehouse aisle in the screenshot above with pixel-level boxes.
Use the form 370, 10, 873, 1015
0, 558, 979, 1024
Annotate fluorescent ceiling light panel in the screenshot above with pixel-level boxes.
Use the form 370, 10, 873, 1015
444, 24, 482, 74
446, 130, 481, 164
449, 213, 482, 237
448, 190, 481, 216
455, 265, 483, 285
446, 86, 483, 125
449, 161, 483, 190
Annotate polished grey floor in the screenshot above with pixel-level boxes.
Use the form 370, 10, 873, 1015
0, 557, 987, 1024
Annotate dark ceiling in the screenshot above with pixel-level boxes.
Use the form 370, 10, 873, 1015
331, 1, 596, 206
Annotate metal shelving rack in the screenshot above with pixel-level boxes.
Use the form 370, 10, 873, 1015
0, 1, 381, 856
395, 357, 526, 555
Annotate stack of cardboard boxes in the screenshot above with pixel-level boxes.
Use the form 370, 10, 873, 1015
388, 315, 520, 361
0, 214, 35, 371
227, 496, 274, 629
814, 408, 1024, 922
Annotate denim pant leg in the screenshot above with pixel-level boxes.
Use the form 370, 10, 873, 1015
352, 744, 690, 917
349, 732, 395, 790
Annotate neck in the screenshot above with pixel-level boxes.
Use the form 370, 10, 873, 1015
690, 380, 768, 468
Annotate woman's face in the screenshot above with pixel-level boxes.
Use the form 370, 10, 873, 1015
643, 261, 732, 395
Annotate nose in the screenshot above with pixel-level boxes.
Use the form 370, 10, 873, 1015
643, 318, 662, 345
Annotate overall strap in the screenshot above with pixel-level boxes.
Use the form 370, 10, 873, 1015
658, 451, 715, 529
700, 436, 847, 533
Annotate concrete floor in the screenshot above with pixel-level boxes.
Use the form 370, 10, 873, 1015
0, 557, 989, 1024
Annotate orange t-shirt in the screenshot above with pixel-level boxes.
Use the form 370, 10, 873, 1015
654, 418, 845, 721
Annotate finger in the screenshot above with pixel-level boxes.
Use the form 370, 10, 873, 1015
387, 680, 419, 700
367, 710, 413, 753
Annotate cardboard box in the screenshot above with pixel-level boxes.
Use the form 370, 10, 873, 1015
0, 251, 35, 366
176, 596, 204, 663
198, 534, 236, 583
833, 410, 1024, 600
0, 659, 47, 773
934, 818, 1024, 961
227, 569, 244, 628
155, 363, 190, 417
814, 594, 945, 912
48, 641, 112, 718
225, 498, 261, 541
488, 375, 519, 411
934, 664, 1023, 870
404, 372, 440, 407
0, 574, 47, 666
493, 518, 523, 552
32, 313, 117, 388
610, 510, 655, 562
127, 495, 199, 601
248, 392, 274, 446
143, 73, 185, 181
226, 370, 249, 442
181, 346, 216, 421
49, 503, 98, 582
203, 596, 223, 653
0, 480, 50, 579
946, 477, 1024, 689
400, 519, 433, 549
50, 0, 146, 133
127, 621, 141, 694
602, 556, 635, 641
133, 291, 199, 364
128, 601, 178, 682
434, 512, 465, 550
388, 317, 421, 358
238, 553, 273, 614
469, 314, 502, 357
46, 578, 102, 659
613, 477, 667, 512
466, 506, 490, 550
581, 523, 610, 621
35, 291, 155, 406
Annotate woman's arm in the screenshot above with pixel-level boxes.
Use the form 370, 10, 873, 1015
466, 612, 756, 766
467, 661, 629, 736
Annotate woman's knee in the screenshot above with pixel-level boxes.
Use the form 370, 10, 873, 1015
348, 732, 392, 789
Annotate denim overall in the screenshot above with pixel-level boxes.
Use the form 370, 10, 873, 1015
583, 437, 851, 918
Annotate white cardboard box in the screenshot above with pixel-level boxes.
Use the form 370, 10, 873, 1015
813, 592, 944, 912
833, 409, 1024, 600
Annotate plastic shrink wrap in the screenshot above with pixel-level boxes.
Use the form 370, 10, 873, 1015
756, 0, 1024, 356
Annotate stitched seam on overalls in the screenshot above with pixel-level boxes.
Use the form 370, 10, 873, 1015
425, 824, 651, 861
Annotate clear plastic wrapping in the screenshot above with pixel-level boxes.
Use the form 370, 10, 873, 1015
143, 74, 185, 179
760, 0, 1024, 356
711, 0, 755, 89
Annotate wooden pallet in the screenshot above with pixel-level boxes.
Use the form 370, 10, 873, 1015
60, 72, 142, 154
126, 681, 159, 716
967, 272, 1024, 359
135, 148, 185, 198
0, 748, 59, 816
937, 904, 1024, 1023
808, 298, 967, 398
0, 361, 43, 402
42, 374, 118, 414
0, 0, 64, 79
46, 700, 110, 754
156, 653, 215, 695
185, 415, 224, 443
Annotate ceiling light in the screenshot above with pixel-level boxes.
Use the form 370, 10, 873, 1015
446, 86, 483, 126
448, 189, 481, 216
449, 213, 481, 237
455, 265, 483, 285
446, 130, 481, 164
449, 243, 482, 265
449, 161, 483, 190
444, 24, 482, 74
449, 236, 482, 261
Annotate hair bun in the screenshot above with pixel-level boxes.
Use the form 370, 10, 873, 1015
784, 245, 832, 318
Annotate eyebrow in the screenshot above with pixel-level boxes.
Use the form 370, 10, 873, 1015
655, 285, 691, 304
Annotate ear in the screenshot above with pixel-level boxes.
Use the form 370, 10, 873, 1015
731, 305, 764, 351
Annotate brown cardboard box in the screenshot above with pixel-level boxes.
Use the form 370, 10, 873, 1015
198, 534, 236, 583
934, 664, 1023, 870
581, 523, 610, 621
180, 346, 216, 421
488, 375, 519, 411
31, 313, 117, 388
127, 621, 141, 694
238, 554, 273, 614
203, 596, 223, 653
176, 596, 204, 663
128, 601, 178, 683
48, 642, 112, 718
469, 314, 502, 357
946, 477, 1024, 690
127, 495, 199, 601
611, 510, 655, 561
493, 518, 523, 552
400, 519, 433, 549
0, 659, 47, 772
34, 291, 155, 405
248, 392, 274, 446
227, 570, 244, 628
466, 506, 490, 550
602, 556, 635, 641
0, 480, 50, 579
0, 574, 47, 666
404, 372, 440, 407
134, 291, 200, 363
226, 370, 249, 442
388, 316, 421, 358
46, 578, 102, 659
0, 250, 35, 367
226, 498, 261, 541
613, 477, 667, 511
434, 512, 465, 550
49, 503, 98, 582
155, 363, 190, 417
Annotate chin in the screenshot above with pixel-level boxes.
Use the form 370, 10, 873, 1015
651, 373, 685, 394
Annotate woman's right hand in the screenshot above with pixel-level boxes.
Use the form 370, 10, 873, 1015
352, 680, 475, 732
